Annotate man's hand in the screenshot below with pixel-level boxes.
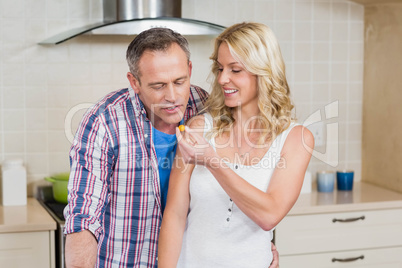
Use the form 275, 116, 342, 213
65, 230, 97, 268
269, 242, 279, 268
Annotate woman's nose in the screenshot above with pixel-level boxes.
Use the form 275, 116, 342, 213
218, 70, 230, 85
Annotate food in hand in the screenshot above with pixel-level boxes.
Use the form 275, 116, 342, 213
179, 125, 185, 132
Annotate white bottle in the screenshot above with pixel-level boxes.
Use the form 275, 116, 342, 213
0, 159, 27, 206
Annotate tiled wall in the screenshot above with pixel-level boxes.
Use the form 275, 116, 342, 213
0, 0, 364, 195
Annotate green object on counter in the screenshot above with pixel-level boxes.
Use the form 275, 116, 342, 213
44, 172, 69, 204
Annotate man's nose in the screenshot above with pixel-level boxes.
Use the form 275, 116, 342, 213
165, 84, 177, 102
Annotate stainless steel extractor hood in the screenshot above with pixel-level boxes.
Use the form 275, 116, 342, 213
39, 0, 225, 45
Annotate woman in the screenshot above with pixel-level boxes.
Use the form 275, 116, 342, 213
158, 22, 314, 267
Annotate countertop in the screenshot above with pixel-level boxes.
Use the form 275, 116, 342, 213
289, 181, 402, 215
0, 198, 56, 233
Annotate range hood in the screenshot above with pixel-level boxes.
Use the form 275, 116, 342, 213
39, 0, 225, 45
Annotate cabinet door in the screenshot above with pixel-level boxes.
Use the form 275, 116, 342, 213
0, 231, 53, 268
275, 208, 402, 255
280, 247, 402, 268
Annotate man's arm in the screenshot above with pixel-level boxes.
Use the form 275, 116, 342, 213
65, 230, 97, 268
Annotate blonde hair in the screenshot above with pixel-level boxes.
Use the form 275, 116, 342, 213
204, 22, 295, 143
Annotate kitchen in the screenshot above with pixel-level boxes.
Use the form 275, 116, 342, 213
1, 0, 402, 267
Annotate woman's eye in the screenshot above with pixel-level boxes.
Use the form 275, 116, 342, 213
232, 70, 241, 73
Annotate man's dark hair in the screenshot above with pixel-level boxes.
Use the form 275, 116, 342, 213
126, 28, 191, 81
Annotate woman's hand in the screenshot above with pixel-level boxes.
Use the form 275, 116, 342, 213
175, 125, 219, 167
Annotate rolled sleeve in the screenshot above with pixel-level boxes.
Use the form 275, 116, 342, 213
64, 110, 114, 240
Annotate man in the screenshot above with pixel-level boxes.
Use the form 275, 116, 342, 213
64, 27, 279, 267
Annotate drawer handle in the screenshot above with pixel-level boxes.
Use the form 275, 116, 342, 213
332, 215, 365, 223
332, 255, 364, 263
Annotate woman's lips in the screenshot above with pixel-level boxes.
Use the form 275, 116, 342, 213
223, 88, 239, 96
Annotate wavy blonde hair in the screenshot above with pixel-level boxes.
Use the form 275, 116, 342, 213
204, 22, 295, 143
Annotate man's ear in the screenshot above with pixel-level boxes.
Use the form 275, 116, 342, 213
188, 61, 193, 78
127, 72, 141, 94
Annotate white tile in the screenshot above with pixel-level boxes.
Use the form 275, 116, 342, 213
331, 63, 348, 82
331, 42, 349, 62
47, 0, 69, 19
4, 132, 25, 154
25, 153, 49, 175
348, 83, 363, 103
313, 1, 331, 21
350, 22, 364, 42
70, 0, 91, 19
25, 19, 47, 45
331, 22, 348, 42
25, 87, 47, 109
348, 103, 362, 122
25, 63, 48, 86
48, 109, 68, 131
255, 0, 275, 22
276, 0, 294, 21
2, 42, 25, 63
91, 63, 113, 86
1, 19, 25, 43
294, 22, 312, 42
313, 63, 330, 82
26, 132, 48, 153
330, 83, 348, 103
48, 153, 70, 174
0, 0, 25, 19
349, 42, 364, 62
47, 63, 71, 86
48, 131, 71, 153
236, 0, 256, 22
25, 46, 48, 64
331, 2, 349, 22
346, 142, 362, 162
294, 62, 312, 83
25, 0, 46, 19
2, 63, 20, 86
349, 62, 363, 82
292, 83, 312, 103
3, 87, 24, 109
26, 109, 47, 131
3, 110, 25, 132
275, 22, 294, 42
347, 123, 362, 142
312, 83, 330, 103
313, 22, 330, 42
295, 1, 313, 21
312, 42, 330, 62
350, 3, 364, 21
294, 42, 312, 62
48, 86, 70, 109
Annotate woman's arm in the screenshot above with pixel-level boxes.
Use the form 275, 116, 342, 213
182, 125, 314, 231
158, 132, 196, 268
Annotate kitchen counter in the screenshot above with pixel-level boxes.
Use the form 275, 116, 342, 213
277, 181, 402, 267
289, 181, 402, 215
0, 198, 56, 233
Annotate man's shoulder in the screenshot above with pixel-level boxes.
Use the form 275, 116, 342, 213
88, 88, 131, 116
189, 84, 209, 99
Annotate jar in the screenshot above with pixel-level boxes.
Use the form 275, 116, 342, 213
1, 159, 27, 206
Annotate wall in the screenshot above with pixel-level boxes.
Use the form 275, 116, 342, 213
0, 0, 364, 195
362, 3, 402, 192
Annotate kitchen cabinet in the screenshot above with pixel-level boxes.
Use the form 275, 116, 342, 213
275, 182, 402, 267
0, 198, 56, 268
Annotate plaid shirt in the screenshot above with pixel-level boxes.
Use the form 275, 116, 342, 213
64, 85, 208, 267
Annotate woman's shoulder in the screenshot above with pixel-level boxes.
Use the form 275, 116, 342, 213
282, 124, 314, 154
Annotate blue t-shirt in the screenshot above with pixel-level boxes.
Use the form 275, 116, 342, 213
153, 124, 181, 213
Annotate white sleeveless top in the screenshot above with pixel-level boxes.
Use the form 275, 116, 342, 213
177, 113, 298, 268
